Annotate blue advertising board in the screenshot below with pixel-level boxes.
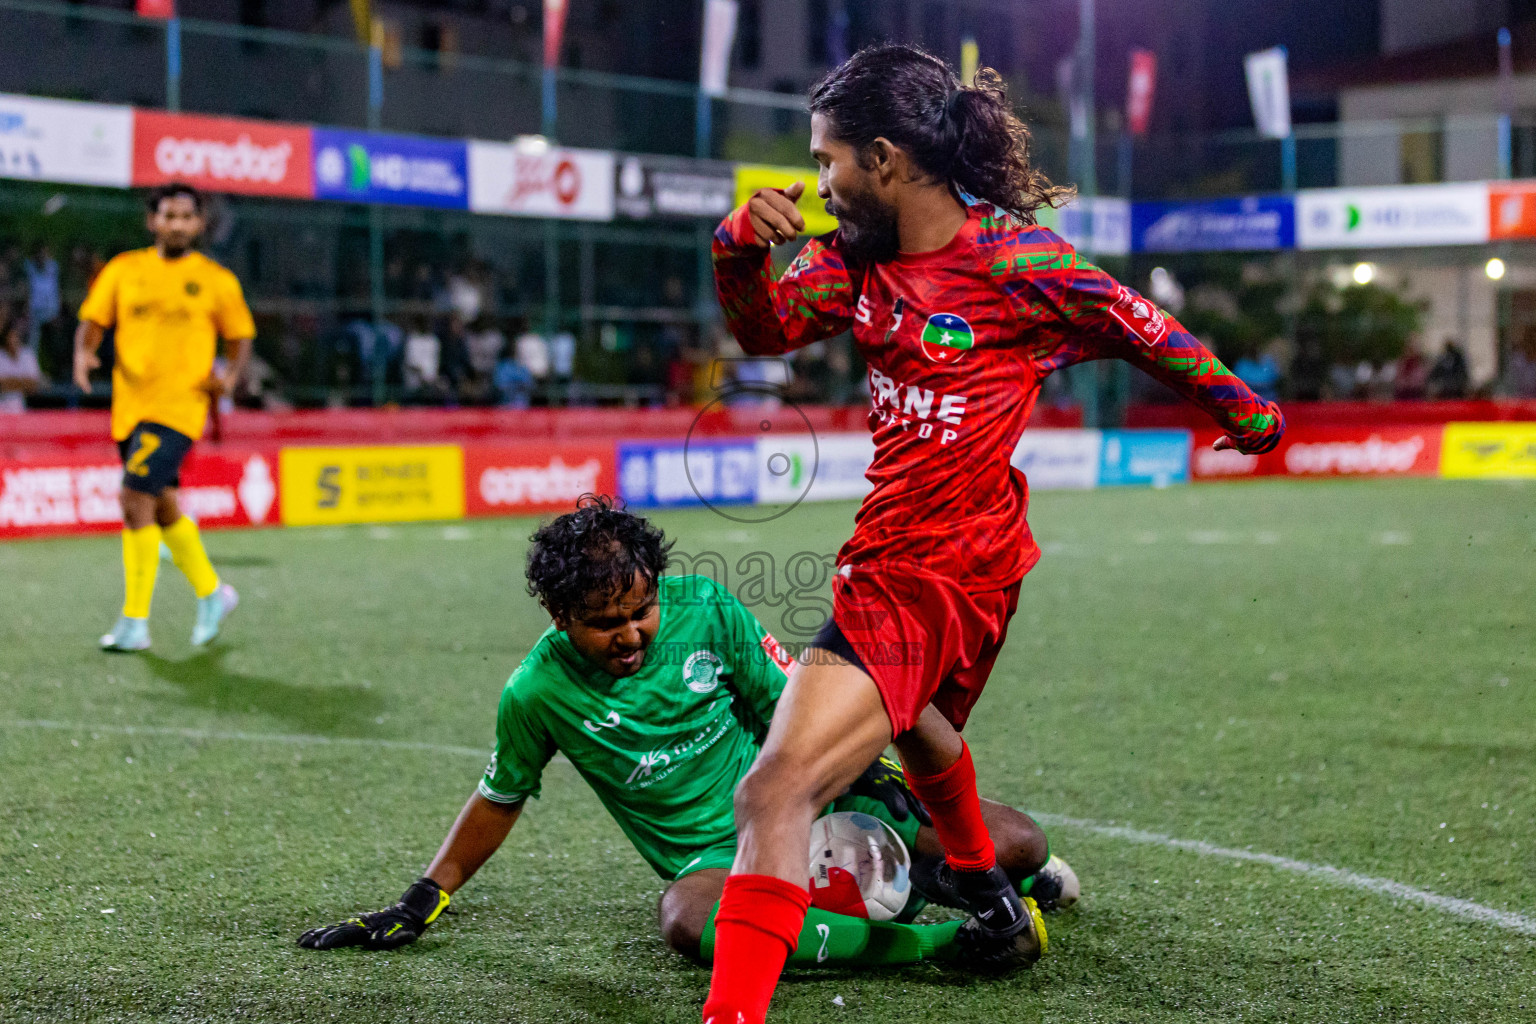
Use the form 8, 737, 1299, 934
1132, 195, 1295, 253
1098, 430, 1191, 487
312, 129, 468, 209
618, 441, 758, 509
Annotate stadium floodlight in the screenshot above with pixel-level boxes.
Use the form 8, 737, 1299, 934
1352, 262, 1375, 285
513, 134, 552, 154
1486, 257, 1507, 280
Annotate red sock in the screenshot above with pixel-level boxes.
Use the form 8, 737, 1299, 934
701, 874, 811, 1024
904, 740, 997, 872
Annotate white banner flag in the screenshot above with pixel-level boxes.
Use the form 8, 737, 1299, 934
700, 0, 738, 98
1244, 47, 1291, 139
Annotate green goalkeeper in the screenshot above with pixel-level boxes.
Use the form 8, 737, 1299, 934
298, 496, 1077, 965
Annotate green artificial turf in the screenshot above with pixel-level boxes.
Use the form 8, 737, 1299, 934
1, 478, 1533, 1022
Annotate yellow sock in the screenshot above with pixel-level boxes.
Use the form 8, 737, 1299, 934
121, 524, 162, 619
161, 516, 219, 599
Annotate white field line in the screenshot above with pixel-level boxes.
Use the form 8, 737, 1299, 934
1030, 812, 1536, 938
4, 718, 1532, 938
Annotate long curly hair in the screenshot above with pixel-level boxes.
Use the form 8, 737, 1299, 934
525, 495, 673, 620
809, 43, 1072, 221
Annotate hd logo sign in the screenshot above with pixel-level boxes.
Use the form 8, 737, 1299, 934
279, 446, 465, 526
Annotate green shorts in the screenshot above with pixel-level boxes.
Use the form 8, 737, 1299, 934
671, 794, 924, 881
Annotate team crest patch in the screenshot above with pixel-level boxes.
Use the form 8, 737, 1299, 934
1108, 285, 1168, 347
185, 281, 201, 296
919, 312, 974, 364
683, 649, 724, 693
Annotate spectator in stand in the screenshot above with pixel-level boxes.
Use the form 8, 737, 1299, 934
0, 244, 22, 311
1290, 337, 1327, 401
445, 262, 485, 325
464, 314, 506, 402
1508, 327, 1536, 399
494, 336, 535, 409
515, 323, 551, 401
1393, 346, 1428, 400
25, 243, 62, 373
549, 329, 576, 404
0, 303, 41, 412
1426, 338, 1471, 399
403, 316, 445, 402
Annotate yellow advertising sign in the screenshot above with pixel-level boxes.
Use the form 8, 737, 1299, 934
732, 165, 838, 237
279, 445, 466, 526
1439, 423, 1536, 479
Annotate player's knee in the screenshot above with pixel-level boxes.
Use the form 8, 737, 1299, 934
993, 812, 1049, 880
657, 893, 708, 959
733, 753, 820, 825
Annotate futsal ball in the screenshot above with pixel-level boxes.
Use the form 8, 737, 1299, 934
807, 811, 912, 921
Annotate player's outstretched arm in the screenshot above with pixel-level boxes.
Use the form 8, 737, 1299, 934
711, 181, 857, 356
298, 791, 523, 951
1020, 248, 1284, 454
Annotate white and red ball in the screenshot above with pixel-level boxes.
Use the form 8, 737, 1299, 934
807, 811, 912, 921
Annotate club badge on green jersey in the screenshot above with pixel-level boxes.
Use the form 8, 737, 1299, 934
683, 649, 724, 694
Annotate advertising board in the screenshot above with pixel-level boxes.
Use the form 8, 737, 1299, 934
755, 432, 874, 505
463, 443, 614, 517
0, 448, 279, 540
732, 165, 837, 236
1132, 195, 1294, 252
278, 445, 464, 526
468, 141, 614, 220
313, 129, 468, 209
1439, 422, 1536, 479
615, 155, 735, 220
618, 440, 757, 508
1099, 430, 1191, 486
1010, 430, 1103, 490
1190, 426, 1442, 480
1297, 184, 1489, 249
0, 93, 132, 187
133, 110, 313, 198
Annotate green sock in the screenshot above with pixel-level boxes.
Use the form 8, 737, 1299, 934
699, 904, 962, 967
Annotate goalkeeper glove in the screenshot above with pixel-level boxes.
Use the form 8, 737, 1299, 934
297, 877, 450, 951
846, 754, 932, 826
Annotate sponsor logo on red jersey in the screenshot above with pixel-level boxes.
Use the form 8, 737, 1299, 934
919, 312, 975, 364
1108, 285, 1168, 347
132, 111, 313, 197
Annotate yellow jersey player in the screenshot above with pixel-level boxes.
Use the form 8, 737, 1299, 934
74, 183, 255, 652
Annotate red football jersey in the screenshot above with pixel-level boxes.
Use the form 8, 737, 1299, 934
712, 200, 1284, 591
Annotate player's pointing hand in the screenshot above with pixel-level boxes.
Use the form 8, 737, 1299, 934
747, 181, 807, 248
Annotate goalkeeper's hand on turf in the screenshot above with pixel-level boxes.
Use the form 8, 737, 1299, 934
297, 877, 449, 951
847, 754, 932, 826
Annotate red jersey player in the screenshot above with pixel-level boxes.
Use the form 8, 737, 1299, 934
702, 45, 1284, 1023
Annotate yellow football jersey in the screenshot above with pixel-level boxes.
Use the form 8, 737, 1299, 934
79, 248, 255, 442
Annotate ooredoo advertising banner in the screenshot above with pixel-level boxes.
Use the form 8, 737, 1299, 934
468, 141, 614, 220
132, 110, 314, 198
0, 448, 280, 540
0, 93, 133, 187
464, 443, 614, 518
313, 128, 468, 209
1296, 184, 1489, 249
1190, 426, 1442, 480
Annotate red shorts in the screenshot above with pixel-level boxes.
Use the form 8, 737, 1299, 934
830, 566, 1022, 734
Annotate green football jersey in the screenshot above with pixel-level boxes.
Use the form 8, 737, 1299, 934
479, 575, 795, 879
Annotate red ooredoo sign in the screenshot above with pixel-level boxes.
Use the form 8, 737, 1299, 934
463, 443, 615, 518
132, 111, 313, 198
